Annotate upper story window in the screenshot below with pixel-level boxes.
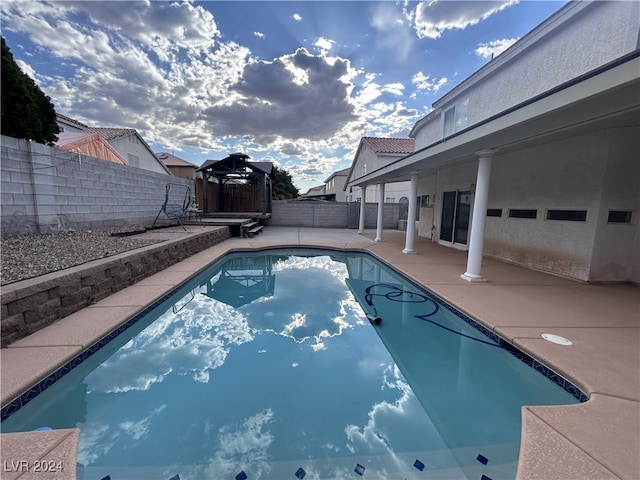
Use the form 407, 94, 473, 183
361, 163, 367, 176
443, 98, 469, 137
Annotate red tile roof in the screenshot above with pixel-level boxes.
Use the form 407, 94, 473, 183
361, 137, 415, 154
84, 127, 138, 141
156, 152, 196, 168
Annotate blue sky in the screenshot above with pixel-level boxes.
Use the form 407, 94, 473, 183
1, 0, 566, 192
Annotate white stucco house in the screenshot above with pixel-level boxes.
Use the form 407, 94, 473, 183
323, 168, 351, 202
346, 0, 639, 284
344, 137, 415, 203
55, 114, 171, 175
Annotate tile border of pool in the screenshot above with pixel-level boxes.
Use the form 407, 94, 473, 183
0, 245, 588, 422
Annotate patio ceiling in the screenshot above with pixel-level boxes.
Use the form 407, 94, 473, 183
349, 51, 640, 187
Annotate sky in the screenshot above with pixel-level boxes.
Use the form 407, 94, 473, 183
1, 0, 567, 192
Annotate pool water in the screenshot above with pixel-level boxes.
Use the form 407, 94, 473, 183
2, 249, 581, 479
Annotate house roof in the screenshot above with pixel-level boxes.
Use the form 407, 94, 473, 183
56, 132, 128, 165
324, 167, 351, 183
361, 137, 415, 154
156, 152, 197, 168
56, 113, 88, 129
84, 127, 139, 141
343, 137, 416, 189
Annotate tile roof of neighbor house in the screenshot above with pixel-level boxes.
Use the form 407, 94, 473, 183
156, 152, 197, 168
84, 127, 139, 141
56, 113, 89, 129
361, 137, 415, 154
324, 167, 351, 182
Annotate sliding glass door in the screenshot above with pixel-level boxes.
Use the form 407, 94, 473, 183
440, 190, 471, 245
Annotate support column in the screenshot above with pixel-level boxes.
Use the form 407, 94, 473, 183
461, 149, 496, 282
358, 186, 367, 234
375, 183, 385, 242
403, 173, 419, 254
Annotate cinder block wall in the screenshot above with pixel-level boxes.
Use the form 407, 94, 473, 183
1, 136, 194, 236
270, 201, 402, 228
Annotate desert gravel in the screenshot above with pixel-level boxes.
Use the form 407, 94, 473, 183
1, 227, 163, 285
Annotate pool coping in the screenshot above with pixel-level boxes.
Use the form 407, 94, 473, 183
1, 228, 638, 479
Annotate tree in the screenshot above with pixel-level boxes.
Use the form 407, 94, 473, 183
1, 37, 59, 145
271, 165, 299, 200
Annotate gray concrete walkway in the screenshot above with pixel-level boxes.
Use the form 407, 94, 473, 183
1, 227, 638, 479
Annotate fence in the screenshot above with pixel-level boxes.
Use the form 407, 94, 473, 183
1, 136, 194, 236
269, 200, 405, 228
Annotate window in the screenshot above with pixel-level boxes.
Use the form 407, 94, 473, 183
420, 195, 430, 207
356, 197, 361, 203
127, 154, 139, 167
361, 164, 367, 176
608, 210, 632, 223
509, 209, 537, 219
546, 210, 587, 222
399, 197, 409, 204
487, 209, 502, 217
386, 197, 395, 203
443, 98, 469, 137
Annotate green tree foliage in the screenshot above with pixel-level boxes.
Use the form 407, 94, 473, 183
1, 37, 59, 145
271, 165, 299, 200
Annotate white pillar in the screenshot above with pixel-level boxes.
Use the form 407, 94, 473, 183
375, 183, 385, 242
358, 186, 367, 234
461, 149, 495, 282
403, 173, 418, 254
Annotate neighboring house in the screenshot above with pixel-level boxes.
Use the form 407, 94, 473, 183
323, 167, 351, 202
156, 152, 198, 180
300, 185, 327, 199
344, 137, 415, 203
85, 128, 171, 175
346, 0, 639, 284
56, 113, 88, 133
55, 114, 172, 175
56, 132, 128, 165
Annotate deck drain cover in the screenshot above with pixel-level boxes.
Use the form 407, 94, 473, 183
541, 333, 572, 345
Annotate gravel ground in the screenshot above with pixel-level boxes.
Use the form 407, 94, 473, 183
1, 226, 163, 285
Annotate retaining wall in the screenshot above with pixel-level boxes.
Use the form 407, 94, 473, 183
0, 227, 231, 347
1, 136, 194, 236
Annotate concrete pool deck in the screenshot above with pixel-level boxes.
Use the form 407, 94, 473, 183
1, 226, 638, 479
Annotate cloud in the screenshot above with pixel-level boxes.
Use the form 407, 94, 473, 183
254, 31, 265, 38
314, 36, 334, 54
201, 48, 359, 141
412, 72, 448, 93
293, 13, 302, 21
475, 37, 519, 59
411, 0, 518, 39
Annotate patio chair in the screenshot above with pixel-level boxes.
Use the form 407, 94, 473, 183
150, 184, 191, 230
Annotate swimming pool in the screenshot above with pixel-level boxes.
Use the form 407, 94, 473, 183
1, 249, 584, 479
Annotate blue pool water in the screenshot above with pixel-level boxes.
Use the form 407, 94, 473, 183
2, 249, 583, 480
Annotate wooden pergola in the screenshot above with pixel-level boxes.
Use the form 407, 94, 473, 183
197, 153, 273, 215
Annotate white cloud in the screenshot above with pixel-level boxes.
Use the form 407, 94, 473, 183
254, 31, 264, 38
293, 13, 302, 21
411, 0, 519, 39
314, 36, 334, 54
412, 72, 448, 93
475, 37, 519, 59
